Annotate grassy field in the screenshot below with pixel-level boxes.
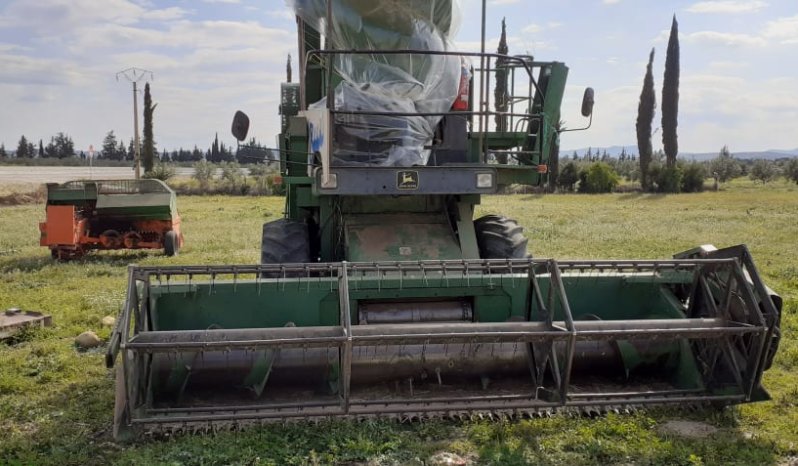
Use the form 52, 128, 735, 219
0, 179, 796, 465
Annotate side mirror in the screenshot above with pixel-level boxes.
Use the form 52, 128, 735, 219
231, 111, 250, 142
581, 88, 595, 117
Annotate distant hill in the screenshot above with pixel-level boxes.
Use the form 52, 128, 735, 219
561, 146, 798, 161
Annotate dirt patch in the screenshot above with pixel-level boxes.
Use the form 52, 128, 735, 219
0, 190, 45, 206
428, 452, 471, 465
658, 420, 719, 439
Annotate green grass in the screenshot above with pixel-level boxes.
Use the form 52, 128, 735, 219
1, 179, 796, 465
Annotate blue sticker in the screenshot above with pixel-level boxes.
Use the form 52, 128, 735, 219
310, 122, 325, 153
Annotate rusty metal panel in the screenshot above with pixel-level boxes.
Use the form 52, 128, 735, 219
45, 205, 78, 245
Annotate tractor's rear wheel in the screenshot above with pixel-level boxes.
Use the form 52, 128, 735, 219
474, 215, 529, 259
261, 219, 310, 275
164, 230, 179, 257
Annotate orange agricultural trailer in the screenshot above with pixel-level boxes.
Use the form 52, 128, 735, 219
39, 179, 184, 260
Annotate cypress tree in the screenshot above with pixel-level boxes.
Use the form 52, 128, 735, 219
662, 15, 680, 168
142, 82, 158, 173
636, 48, 656, 190
16, 135, 30, 158
494, 19, 510, 164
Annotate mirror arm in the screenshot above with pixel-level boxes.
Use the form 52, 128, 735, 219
560, 111, 593, 133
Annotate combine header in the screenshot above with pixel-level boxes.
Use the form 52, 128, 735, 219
106, 0, 781, 439
40, 179, 183, 260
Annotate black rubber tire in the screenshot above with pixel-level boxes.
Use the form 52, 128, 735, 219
474, 215, 529, 259
164, 230, 179, 257
261, 219, 311, 267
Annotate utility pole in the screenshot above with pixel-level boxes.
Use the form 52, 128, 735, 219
116, 68, 154, 179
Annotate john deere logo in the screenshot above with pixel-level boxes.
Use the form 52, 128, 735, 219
397, 171, 419, 190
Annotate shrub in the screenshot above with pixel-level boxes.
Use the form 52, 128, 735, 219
680, 162, 705, 193
193, 161, 215, 191
708, 146, 741, 183
266, 174, 286, 196
750, 159, 778, 184
786, 158, 798, 185
646, 162, 662, 193
248, 164, 271, 177
220, 161, 247, 194
250, 168, 281, 196
557, 162, 579, 192
582, 162, 620, 193
577, 168, 589, 193
143, 163, 176, 182
654, 165, 683, 193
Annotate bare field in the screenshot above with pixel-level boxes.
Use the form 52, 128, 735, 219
0, 179, 796, 465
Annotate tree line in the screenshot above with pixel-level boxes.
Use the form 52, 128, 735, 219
553, 146, 798, 193
0, 131, 273, 165
0, 133, 77, 159
0, 82, 274, 168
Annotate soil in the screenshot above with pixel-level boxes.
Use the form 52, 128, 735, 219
658, 420, 719, 439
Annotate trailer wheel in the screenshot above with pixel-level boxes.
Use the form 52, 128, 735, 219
474, 215, 529, 259
261, 219, 310, 276
164, 230, 179, 257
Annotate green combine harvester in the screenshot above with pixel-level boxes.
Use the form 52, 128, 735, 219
107, 0, 781, 439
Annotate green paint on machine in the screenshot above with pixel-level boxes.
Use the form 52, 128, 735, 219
107, 251, 778, 436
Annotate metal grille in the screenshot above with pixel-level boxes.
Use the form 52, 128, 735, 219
96, 179, 171, 194
105, 248, 778, 434
57, 179, 172, 194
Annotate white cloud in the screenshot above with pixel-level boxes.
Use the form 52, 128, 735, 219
0, 43, 31, 53
523, 24, 541, 34
142, 7, 190, 22
603, 0, 621, 4
5, 0, 146, 29
763, 15, 798, 44
456, 34, 553, 55
266, 9, 295, 21
686, 1, 768, 14
70, 20, 294, 55
0, 52, 82, 86
676, 74, 798, 149
652, 28, 671, 44
684, 31, 767, 47
489, 0, 520, 5
706, 60, 750, 71
2, 0, 191, 33
521, 21, 564, 35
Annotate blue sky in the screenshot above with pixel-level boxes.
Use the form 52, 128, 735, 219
0, 0, 796, 154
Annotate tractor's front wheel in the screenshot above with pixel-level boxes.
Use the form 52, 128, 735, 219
261, 219, 311, 272
474, 215, 529, 259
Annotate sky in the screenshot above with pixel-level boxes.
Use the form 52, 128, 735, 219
0, 0, 797, 155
